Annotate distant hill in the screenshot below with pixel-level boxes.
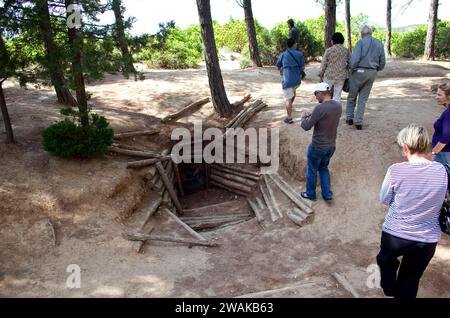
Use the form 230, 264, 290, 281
393, 24, 426, 32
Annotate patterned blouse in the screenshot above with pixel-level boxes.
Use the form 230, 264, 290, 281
320, 44, 351, 82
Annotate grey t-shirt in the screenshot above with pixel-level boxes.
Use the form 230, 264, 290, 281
300, 99, 342, 148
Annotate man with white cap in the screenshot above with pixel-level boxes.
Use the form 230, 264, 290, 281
346, 25, 386, 130
300, 82, 342, 201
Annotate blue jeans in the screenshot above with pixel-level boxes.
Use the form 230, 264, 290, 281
305, 145, 336, 199
434, 151, 450, 166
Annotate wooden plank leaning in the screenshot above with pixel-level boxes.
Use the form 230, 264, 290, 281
155, 161, 183, 214
268, 174, 313, 215
163, 207, 207, 241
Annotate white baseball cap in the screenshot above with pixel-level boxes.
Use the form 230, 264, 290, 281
313, 82, 330, 94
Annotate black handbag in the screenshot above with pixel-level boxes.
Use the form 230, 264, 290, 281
440, 164, 450, 235
343, 78, 350, 93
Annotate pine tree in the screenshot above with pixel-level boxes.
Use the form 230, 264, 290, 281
111, 0, 137, 78
196, 0, 232, 117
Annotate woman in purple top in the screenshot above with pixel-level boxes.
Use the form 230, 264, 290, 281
377, 124, 447, 299
432, 83, 450, 164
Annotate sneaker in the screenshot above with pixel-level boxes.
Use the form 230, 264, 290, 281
346, 119, 353, 125
300, 192, 317, 202
355, 124, 363, 130
284, 117, 294, 124
323, 196, 333, 201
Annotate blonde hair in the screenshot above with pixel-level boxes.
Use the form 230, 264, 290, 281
439, 82, 450, 103
397, 124, 430, 154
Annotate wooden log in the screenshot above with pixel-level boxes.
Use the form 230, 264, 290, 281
210, 181, 249, 197
268, 174, 313, 215
114, 130, 159, 139
292, 207, 309, 220
182, 201, 239, 214
172, 163, 185, 196
232, 94, 251, 108
210, 169, 256, 188
187, 217, 252, 231
112, 143, 148, 152
212, 164, 260, 182
247, 198, 264, 223
156, 162, 183, 214
256, 197, 265, 210
237, 102, 267, 128
127, 156, 172, 169
161, 97, 210, 122
123, 232, 219, 247
135, 198, 163, 252
181, 213, 252, 222
210, 174, 252, 194
259, 182, 279, 222
214, 163, 260, 178
224, 102, 263, 137
225, 105, 252, 129
109, 146, 161, 158
263, 174, 283, 219
286, 211, 306, 227
163, 207, 207, 241
273, 173, 313, 209
137, 227, 154, 254
332, 273, 360, 298
231, 100, 264, 128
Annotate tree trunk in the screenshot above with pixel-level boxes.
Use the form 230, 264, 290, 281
242, 0, 262, 67
0, 81, 14, 143
345, 0, 352, 52
324, 0, 337, 49
424, 0, 439, 61
111, 0, 136, 78
35, 0, 77, 106
196, 0, 232, 117
66, 0, 89, 128
385, 0, 392, 57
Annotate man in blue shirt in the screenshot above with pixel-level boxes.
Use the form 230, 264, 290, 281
346, 25, 386, 130
287, 19, 299, 48
276, 38, 305, 124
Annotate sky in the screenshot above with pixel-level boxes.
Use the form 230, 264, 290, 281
101, 0, 450, 35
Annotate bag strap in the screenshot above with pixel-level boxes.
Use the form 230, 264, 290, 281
285, 49, 301, 68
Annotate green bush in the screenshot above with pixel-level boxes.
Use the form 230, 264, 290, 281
42, 109, 113, 158
436, 21, 450, 59
392, 26, 427, 58
215, 19, 247, 53
140, 25, 203, 69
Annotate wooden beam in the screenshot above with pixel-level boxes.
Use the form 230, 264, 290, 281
109, 146, 161, 158
161, 97, 211, 122
210, 169, 256, 188
246, 198, 264, 223
268, 174, 313, 215
210, 181, 249, 197
114, 130, 159, 139
232, 94, 251, 108
156, 162, 183, 214
259, 182, 279, 222
273, 173, 313, 209
163, 207, 207, 241
210, 174, 252, 193
123, 232, 219, 247
172, 162, 185, 196
212, 164, 260, 182
263, 174, 283, 219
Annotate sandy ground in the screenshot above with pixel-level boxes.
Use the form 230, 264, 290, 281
0, 58, 450, 298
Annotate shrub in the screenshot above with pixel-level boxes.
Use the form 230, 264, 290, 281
140, 25, 203, 69
42, 109, 114, 158
392, 25, 427, 58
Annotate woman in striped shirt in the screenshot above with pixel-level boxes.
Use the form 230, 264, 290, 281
377, 124, 447, 299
